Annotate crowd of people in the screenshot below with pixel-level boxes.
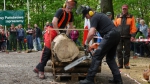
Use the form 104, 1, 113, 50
0, 23, 43, 53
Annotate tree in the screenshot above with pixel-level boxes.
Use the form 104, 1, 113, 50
101, 0, 114, 19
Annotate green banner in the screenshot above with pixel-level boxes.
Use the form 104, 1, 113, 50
0, 11, 4, 25
0, 10, 25, 26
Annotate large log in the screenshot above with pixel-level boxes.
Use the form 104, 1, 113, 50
51, 33, 79, 62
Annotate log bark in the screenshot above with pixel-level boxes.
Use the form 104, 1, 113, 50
51, 33, 79, 62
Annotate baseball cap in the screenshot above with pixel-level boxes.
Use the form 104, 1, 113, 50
106, 12, 112, 16
122, 4, 128, 9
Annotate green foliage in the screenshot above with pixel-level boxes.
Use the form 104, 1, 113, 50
0, 0, 150, 44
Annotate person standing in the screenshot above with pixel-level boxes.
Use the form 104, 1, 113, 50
17, 24, 26, 53
34, 24, 42, 51
79, 6, 122, 84
114, 4, 137, 69
26, 24, 34, 53
8, 23, 17, 51
106, 12, 114, 22
33, 0, 77, 79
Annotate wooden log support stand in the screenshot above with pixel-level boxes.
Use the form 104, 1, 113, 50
44, 33, 101, 83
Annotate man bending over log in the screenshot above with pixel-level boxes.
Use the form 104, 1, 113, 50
33, 0, 77, 79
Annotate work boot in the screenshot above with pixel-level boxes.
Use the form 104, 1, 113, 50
79, 79, 95, 84
33, 68, 39, 77
118, 66, 123, 69
33, 68, 39, 74
108, 79, 123, 84
124, 65, 130, 69
38, 72, 45, 79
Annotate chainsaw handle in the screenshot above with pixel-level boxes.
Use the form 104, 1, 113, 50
89, 52, 93, 56
84, 49, 93, 57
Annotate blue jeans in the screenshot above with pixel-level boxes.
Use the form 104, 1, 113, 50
26, 35, 33, 49
35, 37, 42, 51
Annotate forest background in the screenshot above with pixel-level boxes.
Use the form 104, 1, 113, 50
0, 0, 150, 43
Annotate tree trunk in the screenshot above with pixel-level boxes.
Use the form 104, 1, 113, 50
51, 33, 79, 62
100, 0, 114, 19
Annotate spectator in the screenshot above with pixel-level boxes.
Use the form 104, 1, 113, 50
106, 12, 114, 22
34, 24, 42, 51
8, 23, 17, 51
17, 24, 26, 53
0, 25, 3, 51
134, 31, 145, 57
136, 18, 141, 31
114, 4, 137, 69
0, 28, 6, 52
144, 28, 150, 57
139, 19, 148, 38
26, 24, 34, 53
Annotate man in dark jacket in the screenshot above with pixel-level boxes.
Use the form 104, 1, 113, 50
79, 6, 123, 84
34, 24, 42, 51
114, 4, 137, 69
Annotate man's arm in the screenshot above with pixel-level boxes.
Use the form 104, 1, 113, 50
66, 22, 74, 36
85, 27, 96, 45
52, 17, 59, 34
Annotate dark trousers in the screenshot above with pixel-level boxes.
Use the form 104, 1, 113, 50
26, 35, 33, 49
134, 42, 144, 56
18, 37, 26, 51
144, 43, 150, 56
9, 37, 17, 50
86, 29, 122, 82
117, 38, 130, 66
36, 46, 51, 72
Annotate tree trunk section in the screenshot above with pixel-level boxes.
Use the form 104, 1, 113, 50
51, 33, 79, 62
101, 0, 114, 19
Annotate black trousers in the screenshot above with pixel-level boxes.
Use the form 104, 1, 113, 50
117, 38, 131, 66
36, 46, 51, 72
86, 28, 122, 82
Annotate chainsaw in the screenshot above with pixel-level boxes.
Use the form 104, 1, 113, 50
64, 49, 93, 71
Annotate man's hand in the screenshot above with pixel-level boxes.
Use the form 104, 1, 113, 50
130, 37, 135, 42
84, 41, 90, 55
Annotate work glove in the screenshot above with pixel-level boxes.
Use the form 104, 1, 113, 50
84, 42, 90, 55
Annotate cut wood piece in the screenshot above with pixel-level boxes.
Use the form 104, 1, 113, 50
44, 66, 53, 72
52, 33, 79, 62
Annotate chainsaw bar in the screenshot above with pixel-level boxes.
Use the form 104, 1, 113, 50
64, 53, 92, 71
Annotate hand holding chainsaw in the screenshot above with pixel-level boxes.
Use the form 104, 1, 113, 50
84, 41, 90, 55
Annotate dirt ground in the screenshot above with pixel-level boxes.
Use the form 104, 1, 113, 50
0, 51, 150, 84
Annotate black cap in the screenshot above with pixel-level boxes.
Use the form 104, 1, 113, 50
82, 6, 91, 19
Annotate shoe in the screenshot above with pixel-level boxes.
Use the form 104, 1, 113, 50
124, 65, 130, 69
108, 79, 123, 84
79, 79, 95, 84
33, 68, 39, 74
118, 66, 123, 69
38, 72, 45, 79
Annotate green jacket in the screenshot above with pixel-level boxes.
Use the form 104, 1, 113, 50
135, 31, 145, 39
